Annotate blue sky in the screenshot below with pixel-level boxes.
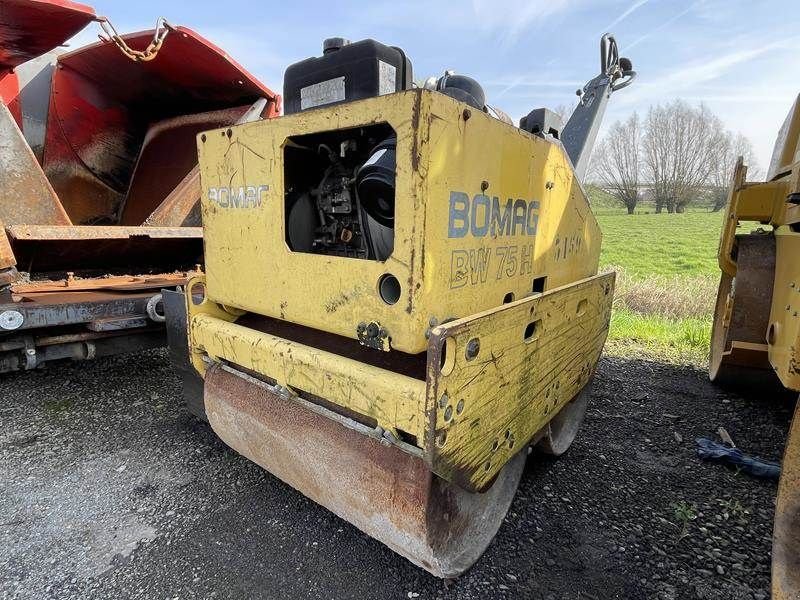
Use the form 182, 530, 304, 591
73, 0, 799, 168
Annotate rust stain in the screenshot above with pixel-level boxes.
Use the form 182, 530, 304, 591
204, 362, 525, 578
143, 167, 202, 226
406, 236, 416, 315
410, 90, 422, 172
11, 272, 191, 295
6, 225, 202, 241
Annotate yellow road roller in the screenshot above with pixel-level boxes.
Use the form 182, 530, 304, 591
709, 95, 800, 598
170, 35, 635, 576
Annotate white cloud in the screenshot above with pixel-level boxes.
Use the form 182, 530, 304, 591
601, 0, 651, 33
626, 1, 700, 50
620, 36, 799, 106
470, 0, 583, 43
484, 78, 584, 88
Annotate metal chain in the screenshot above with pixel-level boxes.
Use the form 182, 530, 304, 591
97, 16, 173, 63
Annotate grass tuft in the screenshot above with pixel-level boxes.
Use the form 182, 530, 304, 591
607, 267, 717, 320
606, 309, 712, 366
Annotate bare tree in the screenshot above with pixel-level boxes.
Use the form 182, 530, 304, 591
642, 101, 722, 213
709, 132, 761, 211
590, 99, 760, 215
593, 112, 642, 214
552, 102, 575, 124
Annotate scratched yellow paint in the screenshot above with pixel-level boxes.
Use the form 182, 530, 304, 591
186, 271, 614, 487
717, 164, 792, 276
185, 275, 426, 438
768, 229, 800, 392
188, 89, 616, 485
771, 94, 800, 178
424, 273, 615, 491
196, 89, 601, 355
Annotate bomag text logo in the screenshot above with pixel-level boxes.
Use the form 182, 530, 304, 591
208, 185, 269, 209
448, 191, 539, 238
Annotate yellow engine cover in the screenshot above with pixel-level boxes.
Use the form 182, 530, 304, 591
197, 89, 601, 354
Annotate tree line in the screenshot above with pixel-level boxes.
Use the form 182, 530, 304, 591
590, 100, 760, 214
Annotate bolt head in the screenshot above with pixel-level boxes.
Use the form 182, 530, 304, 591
465, 338, 481, 360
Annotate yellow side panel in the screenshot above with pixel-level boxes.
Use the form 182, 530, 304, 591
188, 313, 427, 439
773, 403, 800, 600
768, 227, 800, 391
197, 90, 600, 354
768, 94, 800, 180
423, 273, 614, 491
717, 159, 791, 277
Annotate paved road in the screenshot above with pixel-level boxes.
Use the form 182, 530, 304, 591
0, 351, 792, 599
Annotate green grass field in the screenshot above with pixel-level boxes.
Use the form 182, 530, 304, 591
594, 206, 723, 366
597, 211, 723, 278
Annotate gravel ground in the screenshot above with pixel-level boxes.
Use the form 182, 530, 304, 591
0, 350, 794, 600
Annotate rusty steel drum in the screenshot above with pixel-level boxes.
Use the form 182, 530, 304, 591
204, 363, 527, 578
709, 234, 780, 389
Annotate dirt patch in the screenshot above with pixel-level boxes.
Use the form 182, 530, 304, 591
0, 351, 792, 599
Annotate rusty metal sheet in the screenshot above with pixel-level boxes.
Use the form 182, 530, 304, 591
7, 225, 202, 240
0, 100, 70, 226
0, 220, 15, 271
142, 167, 201, 227
42, 25, 279, 226
11, 272, 189, 295
204, 362, 525, 578
709, 234, 779, 386
6, 225, 202, 272
424, 273, 614, 492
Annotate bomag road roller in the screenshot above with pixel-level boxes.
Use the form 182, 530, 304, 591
171, 34, 635, 576
0, 1, 279, 372
709, 95, 800, 599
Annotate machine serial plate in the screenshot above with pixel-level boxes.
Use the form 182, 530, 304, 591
300, 76, 346, 110
378, 61, 396, 95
